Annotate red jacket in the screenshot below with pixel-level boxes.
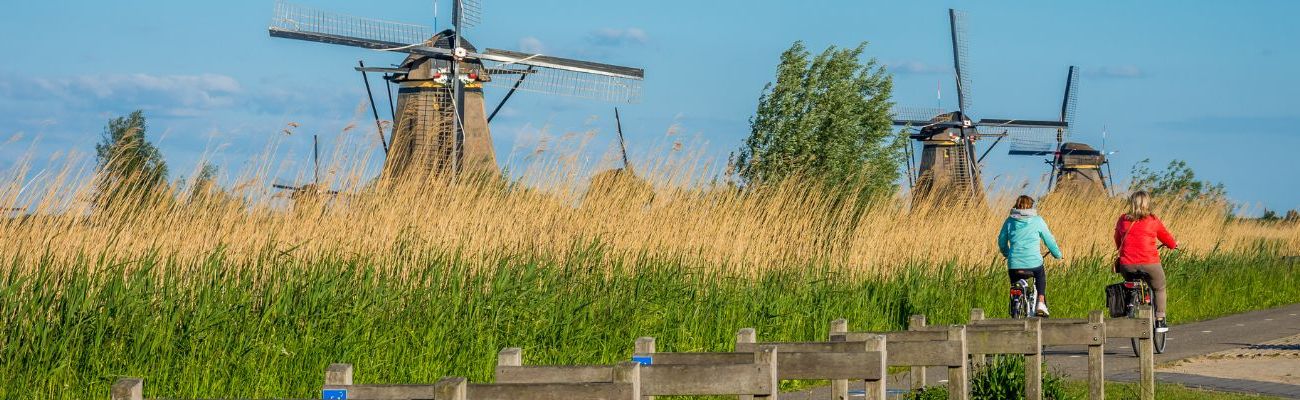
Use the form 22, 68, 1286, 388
1114, 214, 1177, 265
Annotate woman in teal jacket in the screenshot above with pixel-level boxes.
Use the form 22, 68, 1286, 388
997, 195, 1064, 316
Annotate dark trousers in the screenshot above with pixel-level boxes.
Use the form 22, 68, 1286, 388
1007, 266, 1046, 297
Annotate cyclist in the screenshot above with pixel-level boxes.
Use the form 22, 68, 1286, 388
997, 195, 1063, 316
1114, 190, 1177, 333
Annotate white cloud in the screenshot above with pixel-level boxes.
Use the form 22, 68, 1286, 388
23, 73, 243, 112
518, 37, 546, 54
587, 28, 649, 47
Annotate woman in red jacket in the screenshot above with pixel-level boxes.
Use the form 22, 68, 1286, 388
1114, 190, 1178, 333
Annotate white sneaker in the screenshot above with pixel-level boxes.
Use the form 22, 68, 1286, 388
1036, 301, 1050, 317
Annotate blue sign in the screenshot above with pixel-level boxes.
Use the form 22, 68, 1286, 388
322, 389, 347, 399
632, 356, 652, 365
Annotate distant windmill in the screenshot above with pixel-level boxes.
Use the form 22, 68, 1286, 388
268, 0, 644, 183
273, 134, 338, 202
1008, 66, 1114, 195
892, 9, 1069, 204
588, 107, 649, 195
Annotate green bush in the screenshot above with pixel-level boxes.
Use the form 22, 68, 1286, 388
905, 356, 1065, 400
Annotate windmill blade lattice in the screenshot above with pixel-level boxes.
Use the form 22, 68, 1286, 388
456, 0, 483, 28
949, 9, 973, 115
1005, 126, 1062, 155
483, 63, 642, 104
890, 107, 948, 127
1061, 65, 1079, 131
271, 1, 434, 49
269, 1, 642, 103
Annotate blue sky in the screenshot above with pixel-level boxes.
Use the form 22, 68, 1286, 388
1, 0, 1296, 211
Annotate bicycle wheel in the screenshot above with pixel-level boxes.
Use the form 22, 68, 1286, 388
1127, 288, 1142, 357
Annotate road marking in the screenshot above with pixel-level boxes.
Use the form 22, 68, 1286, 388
1202, 330, 1213, 333
1236, 324, 1245, 327
1266, 318, 1274, 321
1070, 355, 1081, 358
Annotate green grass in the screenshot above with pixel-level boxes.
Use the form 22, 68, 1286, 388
1, 246, 1297, 399
1061, 381, 1285, 399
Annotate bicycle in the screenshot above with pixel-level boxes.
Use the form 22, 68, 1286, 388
1008, 252, 1060, 319
1115, 245, 1174, 356
1008, 269, 1039, 319
1118, 274, 1166, 355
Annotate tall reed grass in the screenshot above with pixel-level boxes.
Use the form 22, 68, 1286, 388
2, 137, 1295, 276
1, 139, 1296, 399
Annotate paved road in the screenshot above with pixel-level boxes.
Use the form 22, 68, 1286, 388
783, 303, 1300, 399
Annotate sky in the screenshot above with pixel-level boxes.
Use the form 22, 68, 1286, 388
1, 0, 1296, 212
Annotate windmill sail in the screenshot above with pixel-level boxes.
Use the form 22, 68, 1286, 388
269, 1, 643, 104
481, 60, 642, 103
455, 0, 483, 29
1007, 66, 1078, 155
269, 0, 644, 182
949, 9, 972, 115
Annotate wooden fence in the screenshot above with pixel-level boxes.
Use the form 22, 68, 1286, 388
111, 307, 1158, 400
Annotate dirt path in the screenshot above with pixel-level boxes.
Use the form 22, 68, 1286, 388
783, 303, 1300, 399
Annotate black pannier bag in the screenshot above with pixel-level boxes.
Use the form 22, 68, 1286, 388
1105, 283, 1129, 317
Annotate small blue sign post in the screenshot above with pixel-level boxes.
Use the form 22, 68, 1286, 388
631, 356, 652, 365
322, 389, 348, 399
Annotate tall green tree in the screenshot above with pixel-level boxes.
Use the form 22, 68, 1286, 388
734, 41, 900, 194
1128, 158, 1226, 202
94, 110, 169, 209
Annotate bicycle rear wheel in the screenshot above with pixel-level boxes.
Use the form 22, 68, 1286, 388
1128, 287, 1142, 357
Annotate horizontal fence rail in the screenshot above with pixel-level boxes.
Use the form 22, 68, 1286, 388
111, 307, 1159, 400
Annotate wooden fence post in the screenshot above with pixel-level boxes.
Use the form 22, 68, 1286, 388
909, 314, 928, 390
737, 328, 756, 400
325, 363, 353, 386
1025, 318, 1043, 400
1088, 311, 1106, 400
968, 309, 987, 368
862, 333, 888, 400
635, 337, 656, 400
1137, 306, 1155, 400
110, 378, 143, 400
434, 376, 468, 400
614, 361, 642, 399
830, 318, 849, 400
498, 348, 522, 367
948, 325, 969, 400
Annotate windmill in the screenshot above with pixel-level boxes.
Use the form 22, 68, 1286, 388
268, 0, 644, 183
1009, 66, 1114, 195
273, 134, 339, 202
892, 9, 1068, 203
588, 107, 648, 194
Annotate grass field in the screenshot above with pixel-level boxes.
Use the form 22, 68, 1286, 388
2, 247, 1296, 398
2, 153, 1298, 398
1061, 381, 1286, 399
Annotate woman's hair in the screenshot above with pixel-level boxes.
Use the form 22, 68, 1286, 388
1013, 195, 1035, 210
1128, 191, 1153, 220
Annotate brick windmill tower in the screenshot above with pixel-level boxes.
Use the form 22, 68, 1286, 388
268, 0, 644, 182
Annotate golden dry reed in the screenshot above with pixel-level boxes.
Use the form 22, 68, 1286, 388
1, 132, 1295, 276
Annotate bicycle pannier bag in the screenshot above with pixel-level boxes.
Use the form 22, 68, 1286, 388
1105, 283, 1128, 317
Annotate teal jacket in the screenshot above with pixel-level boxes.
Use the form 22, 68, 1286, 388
997, 209, 1063, 269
